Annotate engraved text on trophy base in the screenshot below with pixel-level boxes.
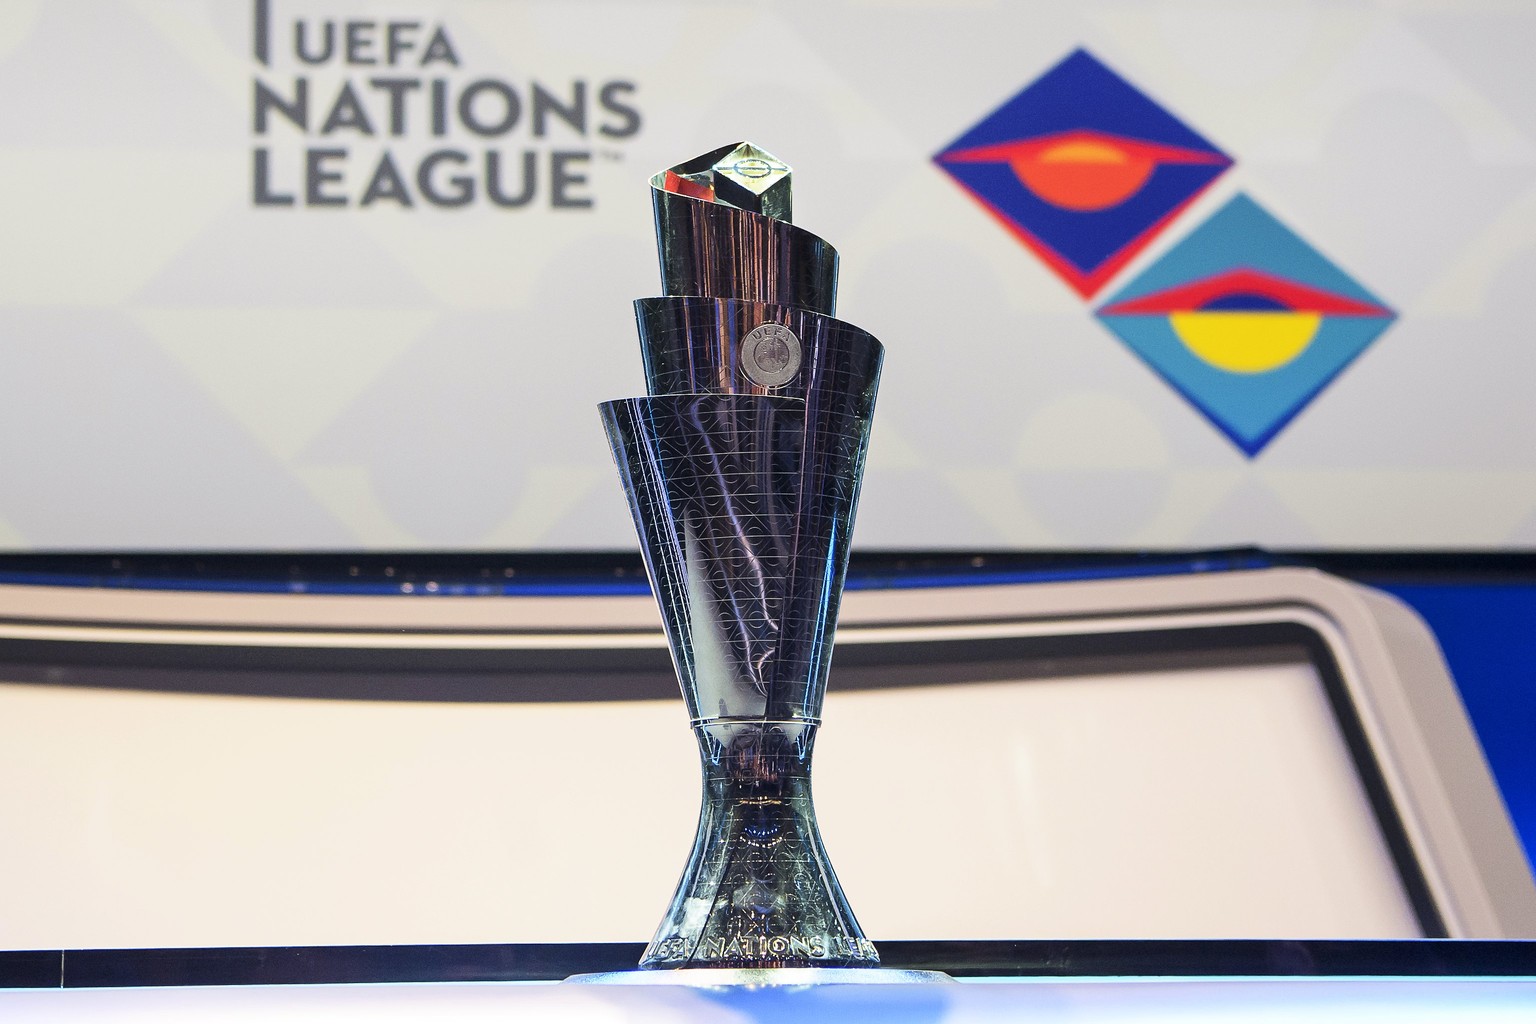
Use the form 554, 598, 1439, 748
643, 935, 879, 965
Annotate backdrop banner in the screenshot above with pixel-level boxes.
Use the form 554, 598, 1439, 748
0, 0, 1531, 550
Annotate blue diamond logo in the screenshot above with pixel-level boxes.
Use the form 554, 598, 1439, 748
1095, 194, 1395, 456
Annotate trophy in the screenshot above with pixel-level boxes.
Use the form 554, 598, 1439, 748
591, 144, 924, 982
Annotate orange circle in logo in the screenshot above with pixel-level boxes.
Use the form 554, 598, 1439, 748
1012, 139, 1154, 212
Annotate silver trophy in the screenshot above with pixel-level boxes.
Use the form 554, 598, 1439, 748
593, 144, 915, 980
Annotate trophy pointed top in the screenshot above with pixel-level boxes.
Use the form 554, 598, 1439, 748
653, 142, 793, 223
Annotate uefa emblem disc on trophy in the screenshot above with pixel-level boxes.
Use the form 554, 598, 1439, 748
741, 323, 802, 387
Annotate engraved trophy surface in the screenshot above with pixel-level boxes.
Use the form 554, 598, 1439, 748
595, 143, 894, 978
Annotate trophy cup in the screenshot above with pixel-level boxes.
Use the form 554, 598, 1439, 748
585, 144, 940, 984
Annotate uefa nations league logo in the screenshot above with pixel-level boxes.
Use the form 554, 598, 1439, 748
249, 0, 642, 210
935, 49, 1395, 457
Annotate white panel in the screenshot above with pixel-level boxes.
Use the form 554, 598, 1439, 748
0, 655, 1416, 949
819, 664, 1419, 939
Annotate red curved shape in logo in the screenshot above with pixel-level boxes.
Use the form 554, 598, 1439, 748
942, 130, 1229, 212
1098, 268, 1393, 315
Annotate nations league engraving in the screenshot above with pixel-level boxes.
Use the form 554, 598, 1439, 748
599, 143, 883, 971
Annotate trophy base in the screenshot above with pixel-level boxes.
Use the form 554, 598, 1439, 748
565, 967, 955, 987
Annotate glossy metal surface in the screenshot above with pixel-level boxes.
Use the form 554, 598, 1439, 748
601, 144, 884, 972
650, 146, 839, 315
657, 143, 794, 221
600, 395, 872, 723
634, 296, 881, 407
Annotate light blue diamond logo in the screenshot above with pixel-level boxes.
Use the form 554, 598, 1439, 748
1095, 194, 1395, 456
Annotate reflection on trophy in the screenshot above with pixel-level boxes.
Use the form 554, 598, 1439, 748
599, 143, 885, 974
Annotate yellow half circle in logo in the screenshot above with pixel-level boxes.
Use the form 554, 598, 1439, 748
1170, 311, 1321, 374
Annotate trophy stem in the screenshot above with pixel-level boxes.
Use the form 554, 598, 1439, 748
640, 718, 878, 970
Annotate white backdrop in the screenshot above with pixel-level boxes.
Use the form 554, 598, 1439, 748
0, 0, 1532, 550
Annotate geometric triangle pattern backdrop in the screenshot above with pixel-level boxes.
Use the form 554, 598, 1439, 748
6, 4, 1536, 549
